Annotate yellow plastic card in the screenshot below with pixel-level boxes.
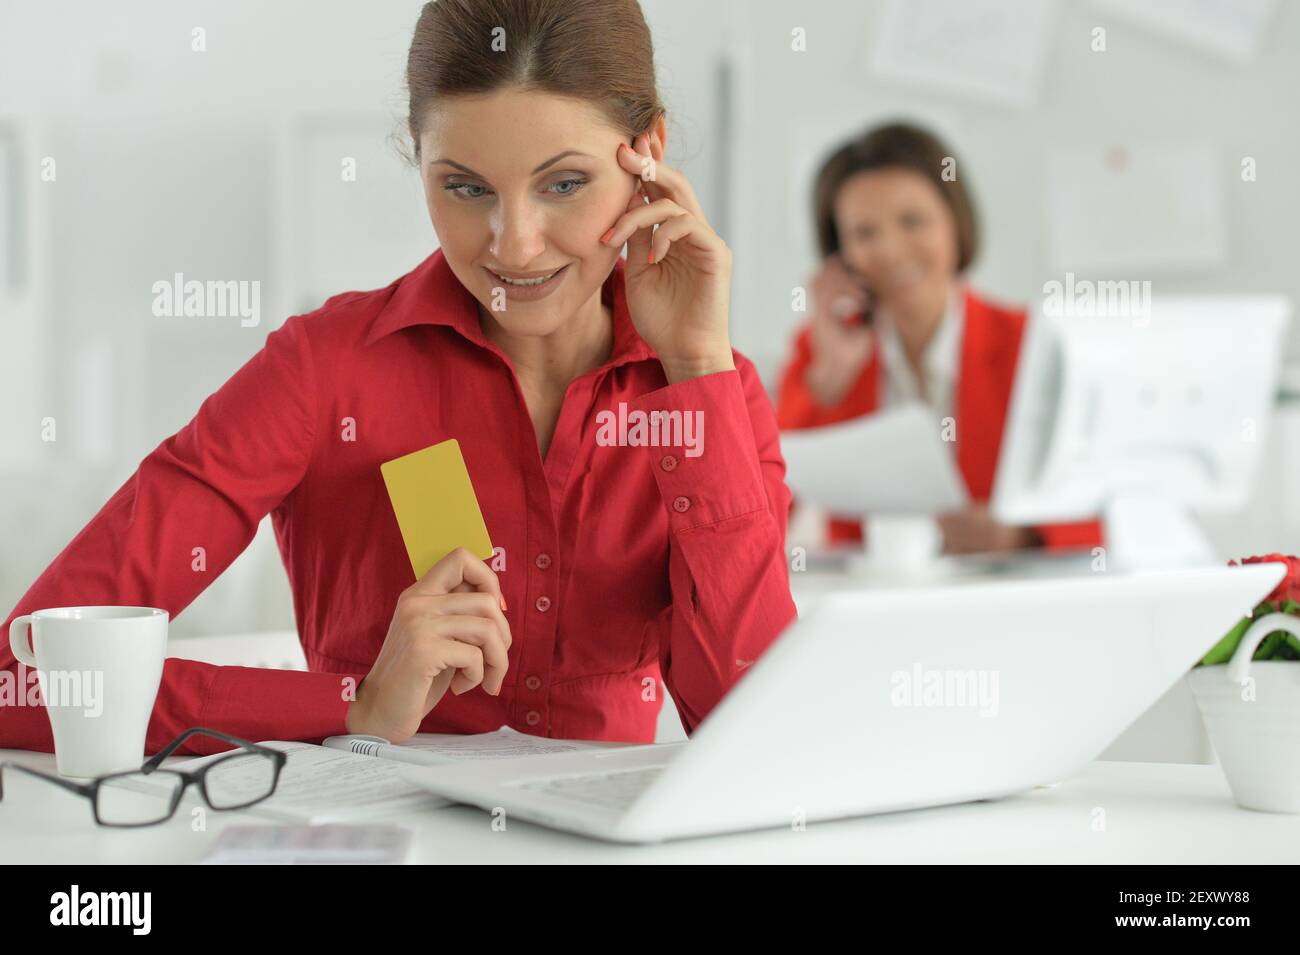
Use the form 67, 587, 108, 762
379, 438, 494, 581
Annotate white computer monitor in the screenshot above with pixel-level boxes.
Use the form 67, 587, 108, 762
991, 295, 1291, 570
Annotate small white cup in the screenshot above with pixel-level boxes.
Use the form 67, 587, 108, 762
9, 606, 168, 778
864, 514, 943, 572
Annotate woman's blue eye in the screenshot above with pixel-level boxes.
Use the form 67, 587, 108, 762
443, 178, 589, 201
445, 182, 490, 200
549, 177, 589, 196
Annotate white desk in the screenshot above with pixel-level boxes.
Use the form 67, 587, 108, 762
5, 550, 1273, 863
1, 749, 1295, 863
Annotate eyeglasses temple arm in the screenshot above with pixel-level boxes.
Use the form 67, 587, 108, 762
0, 761, 95, 800
140, 726, 269, 772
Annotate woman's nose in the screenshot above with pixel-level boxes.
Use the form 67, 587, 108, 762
869, 232, 910, 273
490, 200, 547, 267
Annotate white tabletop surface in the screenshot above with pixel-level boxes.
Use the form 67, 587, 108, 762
5, 551, 1286, 864
2, 749, 1296, 863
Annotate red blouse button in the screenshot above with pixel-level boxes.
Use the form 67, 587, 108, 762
535, 553, 552, 569
660, 454, 678, 472
525, 710, 541, 726
525, 675, 542, 691
535, 595, 552, 612
672, 496, 691, 513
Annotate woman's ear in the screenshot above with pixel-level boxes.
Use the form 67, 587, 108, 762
634, 114, 667, 160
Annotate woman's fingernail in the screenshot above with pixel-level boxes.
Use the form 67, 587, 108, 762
499, 594, 508, 613
647, 249, 655, 264
600, 227, 614, 243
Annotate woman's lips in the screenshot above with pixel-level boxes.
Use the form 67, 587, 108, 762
486, 266, 564, 284
483, 263, 570, 302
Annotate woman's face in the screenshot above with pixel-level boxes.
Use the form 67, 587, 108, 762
832, 167, 959, 318
418, 88, 640, 338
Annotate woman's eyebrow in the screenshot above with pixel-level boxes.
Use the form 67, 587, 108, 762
530, 150, 595, 173
431, 150, 596, 178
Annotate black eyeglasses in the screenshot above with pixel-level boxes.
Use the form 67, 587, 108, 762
0, 727, 287, 827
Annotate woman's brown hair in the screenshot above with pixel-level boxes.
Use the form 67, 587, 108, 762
811, 122, 979, 272
404, 0, 664, 160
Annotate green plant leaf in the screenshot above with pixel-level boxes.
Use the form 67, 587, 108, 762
1276, 601, 1300, 658
1200, 614, 1253, 667
1255, 631, 1285, 660
1200, 598, 1300, 666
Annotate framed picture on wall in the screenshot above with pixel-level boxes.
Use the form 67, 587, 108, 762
0, 121, 25, 293
271, 112, 436, 319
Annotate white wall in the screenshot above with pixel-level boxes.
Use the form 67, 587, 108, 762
727, 0, 1300, 378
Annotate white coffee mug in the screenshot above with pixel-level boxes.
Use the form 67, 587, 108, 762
9, 606, 168, 778
865, 514, 943, 571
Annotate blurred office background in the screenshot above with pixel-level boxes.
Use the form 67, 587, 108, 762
3, 0, 1300, 641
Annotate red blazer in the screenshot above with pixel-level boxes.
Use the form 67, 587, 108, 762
776, 287, 1102, 550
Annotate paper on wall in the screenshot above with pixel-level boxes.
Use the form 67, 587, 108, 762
1090, 0, 1279, 64
871, 0, 1059, 108
1046, 141, 1226, 274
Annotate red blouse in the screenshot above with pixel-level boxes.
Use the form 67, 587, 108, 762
776, 287, 1103, 550
1, 250, 798, 756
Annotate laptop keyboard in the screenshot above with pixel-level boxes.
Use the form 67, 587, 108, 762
516, 766, 666, 811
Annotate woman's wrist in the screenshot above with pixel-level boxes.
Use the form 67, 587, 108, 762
661, 352, 735, 384
344, 680, 370, 735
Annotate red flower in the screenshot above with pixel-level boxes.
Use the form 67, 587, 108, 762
1229, 553, 1300, 606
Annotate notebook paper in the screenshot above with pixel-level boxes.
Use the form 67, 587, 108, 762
108, 727, 632, 825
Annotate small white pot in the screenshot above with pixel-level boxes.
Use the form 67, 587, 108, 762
1188, 612, 1300, 813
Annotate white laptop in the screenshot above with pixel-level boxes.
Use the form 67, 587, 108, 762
402, 563, 1282, 843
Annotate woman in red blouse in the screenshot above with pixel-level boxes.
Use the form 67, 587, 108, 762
776, 123, 1102, 553
0, 0, 797, 756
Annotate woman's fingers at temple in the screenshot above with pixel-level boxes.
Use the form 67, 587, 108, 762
603, 197, 688, 250
615, 132, 705, 221
649, 141, 705, 221
617, 136, 655, 189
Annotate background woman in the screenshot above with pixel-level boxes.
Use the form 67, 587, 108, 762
776, 122, 1102, 554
